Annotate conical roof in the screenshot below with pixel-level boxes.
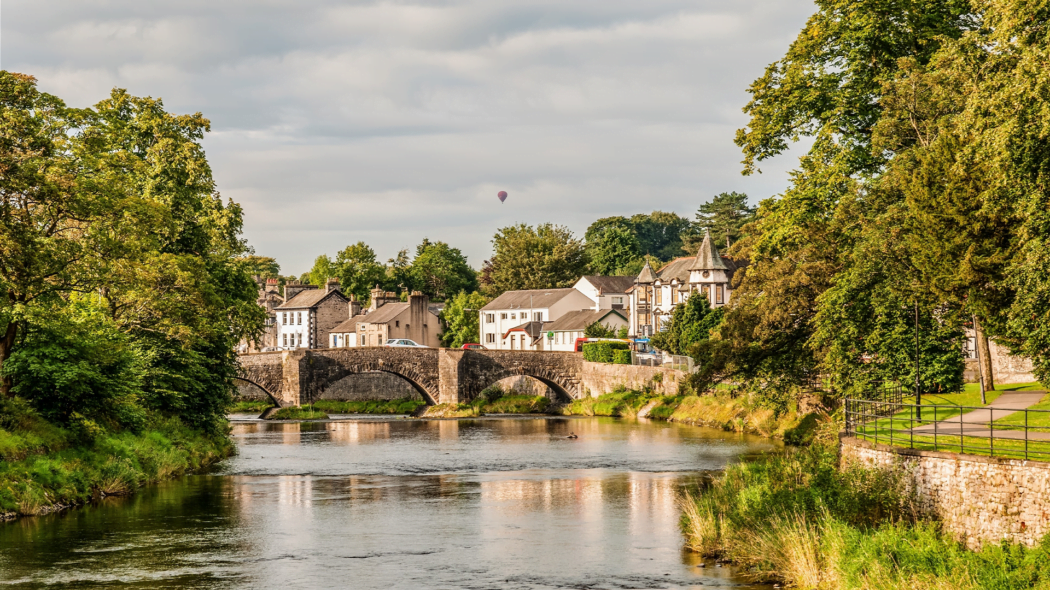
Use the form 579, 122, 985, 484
689, 229, 728, 271
636, 258, 658, 283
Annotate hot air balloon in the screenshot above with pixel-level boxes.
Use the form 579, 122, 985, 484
497, 191, 508, 203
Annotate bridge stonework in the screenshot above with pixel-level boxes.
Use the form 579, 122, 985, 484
238, 348, 585, 407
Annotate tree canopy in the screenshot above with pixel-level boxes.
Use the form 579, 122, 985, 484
480, 223, 587, 297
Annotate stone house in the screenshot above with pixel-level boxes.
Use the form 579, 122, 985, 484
329, 288, 443, 348
240, 277, 285, 353
630, 230, 746, 337
479, 288, 596, 350
275, 279, 351, 350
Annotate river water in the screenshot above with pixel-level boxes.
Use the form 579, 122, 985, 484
1, 416, 779, 589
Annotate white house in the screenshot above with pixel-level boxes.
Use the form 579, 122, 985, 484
630, 230, 746, 337
572, 276, 634, 311
275, 279, 351, 350
479, 288, 595, 350
543, 309, 629, 352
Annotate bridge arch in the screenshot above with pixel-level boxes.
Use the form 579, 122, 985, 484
312, 364, 438, 406
233, 376, 282, 409
305, 349, 441, 406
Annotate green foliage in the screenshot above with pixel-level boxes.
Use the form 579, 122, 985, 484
586, 225, 641, 275
308, 254, 338, 289
612, 349, 632, 365
411, 239, 477, 300
335, 242, 387, 303
682, 192, 755, 252
480, 223, 587, 297
630, 211, 691, 261
265, 407, 329, 420
616, 326, 629, 339
584, 321, 616, 338
650, 293, 723, 356
439, 291, 490, 348
582, 341, 629, 363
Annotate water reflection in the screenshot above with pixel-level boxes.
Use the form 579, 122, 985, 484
0, 417, 778, 589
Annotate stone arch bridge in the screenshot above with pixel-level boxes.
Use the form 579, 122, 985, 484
237, 348, 585, 407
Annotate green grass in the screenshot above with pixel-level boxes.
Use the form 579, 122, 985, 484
0, 397, 232, 517
312, 399, 426, 415
423, 394, 551, 418
265, 407, 329, 420
961, 382, 1047, 394
682, 442, 1050, 589
995, 394, 1050, 429
228, 400, 273, 413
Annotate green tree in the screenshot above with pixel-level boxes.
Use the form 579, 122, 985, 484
411, 239, 477, 300
335, 242, 387, 303
587, 226, 641, 276
385, 248, 414, 293
584, 321, 616, 338
480, 223, 587, 297
650, 293, 723, 357
308, 254, 338, 289
584, 216, 633, 243
683, 192, 755, 252
239, 256, 280, 280
630, 211, 691, 260
439, 291, 489, 348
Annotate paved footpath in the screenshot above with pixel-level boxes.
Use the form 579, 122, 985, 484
908, 392, 1049, 440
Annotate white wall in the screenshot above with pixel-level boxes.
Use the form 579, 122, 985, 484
277, 309, 313, 349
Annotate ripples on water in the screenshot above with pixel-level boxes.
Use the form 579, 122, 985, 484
0, 416, 780, 589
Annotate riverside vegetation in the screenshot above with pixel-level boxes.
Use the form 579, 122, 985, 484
0, 73, 263, 518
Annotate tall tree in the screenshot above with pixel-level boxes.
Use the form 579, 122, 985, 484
684, 192, 755, 252
480, 223, 587, 297
439, 291, 489, 348
411, 239, 477, 300
630, 211, 691, 260
308, 255, 338, 289
587, 226, 641, 276
335, 242, 386, 303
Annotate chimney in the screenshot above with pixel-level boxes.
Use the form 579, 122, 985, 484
326, 277, 341, 294
348, 295, 362, 318
265, 278, 279, 294
368, 285, 399, 311
409, 291, 429, 344
285, 280, 310, 300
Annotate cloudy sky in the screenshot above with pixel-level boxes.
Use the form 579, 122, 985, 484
2, 1, 815, 274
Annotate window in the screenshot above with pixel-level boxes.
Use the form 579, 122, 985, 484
501, 313, 507, 320
282, 312, 288, 325
297, 312, 302, 325
672, 288, 679, 304
655, 287, 662, 306
533, 311, 543, 321
612, 296, 624, 309
486, 333, 496, 343
283, 334, 288, 347
395, 320, 400, 328
510, 313, 516, 320
486, 313, 495, 323
716, 284, 724, 304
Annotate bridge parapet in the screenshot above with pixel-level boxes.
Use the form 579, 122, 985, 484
237, 348, 586, 408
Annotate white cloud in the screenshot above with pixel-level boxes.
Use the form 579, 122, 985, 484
2, 0, 816, 273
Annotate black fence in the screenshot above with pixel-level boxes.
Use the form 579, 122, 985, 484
844, 397, 1050, 462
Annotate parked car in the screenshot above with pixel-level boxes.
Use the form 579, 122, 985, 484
461, 343, 487, 350
384, 339, 428, 348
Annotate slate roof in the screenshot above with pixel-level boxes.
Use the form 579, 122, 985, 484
331, 314, 369, 334
544, 309, 627, 332
580, 276, 635, 294
481, 288, 581, 311
276, 287, 347, 310
502, 320, 548, 342
636, 259, 658, 283
690, 230, 728, 271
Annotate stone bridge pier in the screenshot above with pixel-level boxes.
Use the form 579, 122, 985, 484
237, 348, 584, 407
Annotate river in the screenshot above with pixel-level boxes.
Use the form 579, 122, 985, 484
0, 415, 779, 589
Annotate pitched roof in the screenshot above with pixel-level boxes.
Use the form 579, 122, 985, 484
690, 230, 728, 271
580, 275, 635, 294
502, 320, 547, 342
544, 309, 627, 332
331, 314, 369, 334
481, 288, 582, 311
276, 287, 347, 310
357, 302, 410, 325
653, 257, 694, 283
636, 259, 658, 283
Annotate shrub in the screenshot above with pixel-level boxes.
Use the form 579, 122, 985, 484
582, 341, 630, 363
613, 349, 632, 364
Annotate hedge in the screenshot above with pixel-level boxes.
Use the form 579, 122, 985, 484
582, 341, 630, 363
613, 349, 632, 365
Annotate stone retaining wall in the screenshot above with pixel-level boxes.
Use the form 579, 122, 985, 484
840, 436, 1050, 549
580, 361, 685, 397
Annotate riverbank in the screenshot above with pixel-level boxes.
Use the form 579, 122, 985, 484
681, 439, 1050, 589
0, 398, 233, 520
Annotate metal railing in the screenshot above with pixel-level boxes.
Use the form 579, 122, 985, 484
631, 351, 694, 373
845, 397, 1050, 462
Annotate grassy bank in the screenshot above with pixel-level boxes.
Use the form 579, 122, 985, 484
681, 441, 1050, 589
0, 398, 233, 518
562, 388, 819, 443
423, 387, 551, 418
229, 400, 273, 413
264, 407, 329, 420
312, 399, 426, 415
